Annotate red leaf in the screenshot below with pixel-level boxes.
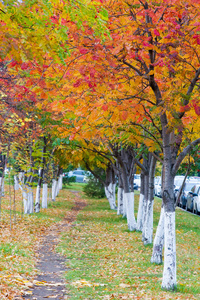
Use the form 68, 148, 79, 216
69, 134, 75, 141
102, 104, 108, 111
79, 48, 88, 55
21, 62, 29, 70
194, 105, 200, 116
154, 29, 160, 36
121, 111, 128, 121
9, 61, 17, 68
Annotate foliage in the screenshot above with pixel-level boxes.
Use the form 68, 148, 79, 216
83, 174, 105, 199
63, 175, 76, 185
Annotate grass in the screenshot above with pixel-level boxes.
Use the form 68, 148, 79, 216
0, 184, 75, 299
0, 182, 199, 299
57, 187, 200, 300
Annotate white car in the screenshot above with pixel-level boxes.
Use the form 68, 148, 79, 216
134, 174, 141, 188
192, 184, 200, 214
154, 176, 162, 197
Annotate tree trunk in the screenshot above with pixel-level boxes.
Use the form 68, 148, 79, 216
161, 116, 177, 290
14, 175, 19, 190
0, 177, 5, 197
42, 183, 48, 208
52, 179, 57, 201
137, 172, 144, 231
161, 208, 176, 290
142, 155, 156, 245
151, 205, 164, 264
58, 174, 63, 190
122, 190, 127, 218
27, 187, 34, 214
105, 165, 117, 210
35, 184, 41, 213
117, 187, 123, 215
142, 172, 149, 241
105, 183, 116, 209
125, 192, 136, 231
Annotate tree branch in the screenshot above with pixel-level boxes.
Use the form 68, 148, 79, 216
172, 138, 200, 175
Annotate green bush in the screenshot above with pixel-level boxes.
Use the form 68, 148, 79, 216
63, 175, 76, 186
83, 175, 105, 198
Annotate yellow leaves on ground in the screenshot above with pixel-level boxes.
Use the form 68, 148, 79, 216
71, 279, 107, 287
0, 185, 74, 299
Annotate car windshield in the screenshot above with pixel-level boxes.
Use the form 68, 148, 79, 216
73, 170, 85, 175
184, 182, 197, 192
174, 179, 184, 186
155, 177, 161, 184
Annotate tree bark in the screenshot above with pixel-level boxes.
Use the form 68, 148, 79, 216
151, 205, 164, 264
105, 165, 117, 209
137, 172, 144, 231
117, 187, 123, 215
142, 155, 157, 245
42, 183, 48, 208
125, 192, 136, 231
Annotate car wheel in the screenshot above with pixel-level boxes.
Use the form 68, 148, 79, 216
186, 202, 188, 211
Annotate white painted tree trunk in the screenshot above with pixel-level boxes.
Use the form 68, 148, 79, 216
151, 206, 164, 264
27, 188, 33, 214
23, 190, 28, 214
0, 177, 4, 197
52, 179, 56, 201
125, 192, 136, 231
58, 174, 63, 190
22, 187, 33, 214
42, 183, 48, 208
142, 196, 147, 226
142, 199, 154, 245
14, 175, 19, 190
136, 193, 144, 231
122, 190, 127, 218
35, 185, 41, 213
105, 183, 117, 210
55, 180, 59, 197
117, 187, 123, 215
18, 172, 24, 184
162, 211, 176, 290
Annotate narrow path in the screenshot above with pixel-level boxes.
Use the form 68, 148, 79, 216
22, 191, 87, 300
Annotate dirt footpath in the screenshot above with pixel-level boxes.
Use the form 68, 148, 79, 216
21, 191, 87, 300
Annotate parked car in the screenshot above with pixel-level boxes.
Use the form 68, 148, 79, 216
186, 184, 200, 214
67, 169, 86, 183
133, 182, 138, 190
179, 180, 199, 209
174, 175, 185, 201
134, 174, 141, 188
154, 176, 162, 197
193, 185, 200, 215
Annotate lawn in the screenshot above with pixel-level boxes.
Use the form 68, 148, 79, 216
57, 186, 200, 300
0, 182, 199, 299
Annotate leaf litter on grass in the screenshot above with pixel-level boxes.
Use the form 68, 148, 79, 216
57, 192, 200, 300
0, 186, 75, 299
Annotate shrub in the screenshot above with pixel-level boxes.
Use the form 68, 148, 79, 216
63, 175, 76, 186
83, 175, 105, 198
